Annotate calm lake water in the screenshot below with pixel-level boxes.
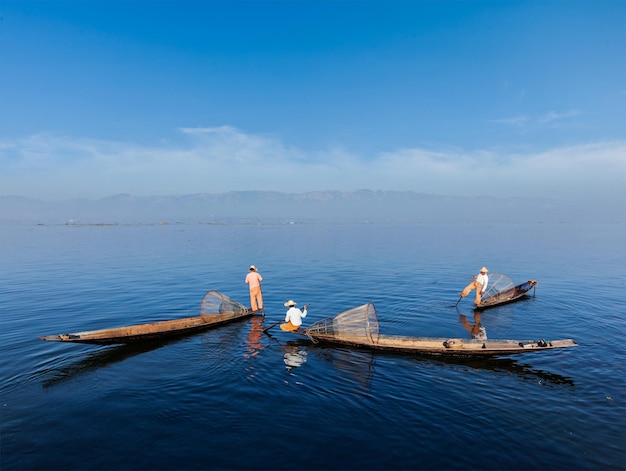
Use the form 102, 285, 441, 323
1, 220, 625, 470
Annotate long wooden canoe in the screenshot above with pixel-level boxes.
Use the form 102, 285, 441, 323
297, 302, 577, 357
474, 273, 538, 310
302, 332, 576, 356
39, 290, 256, 345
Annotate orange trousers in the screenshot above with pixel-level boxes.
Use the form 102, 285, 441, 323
461, 281, 484, 304
249, 286, 263, 311
280, 321, 299, 332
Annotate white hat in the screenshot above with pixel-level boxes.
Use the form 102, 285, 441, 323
284, 300, 296, 307
480, 266, 488, 273
249, 265, 257, 270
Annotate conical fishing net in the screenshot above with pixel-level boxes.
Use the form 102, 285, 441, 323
305, 302, 379, 344
480, 272, 516, 305
199, 290, 248, 317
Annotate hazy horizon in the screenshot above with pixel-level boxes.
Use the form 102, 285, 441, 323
1, 190, 622, 224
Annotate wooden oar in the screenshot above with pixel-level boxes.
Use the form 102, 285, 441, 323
455, 277, 475, 307
262, 320, 282, 334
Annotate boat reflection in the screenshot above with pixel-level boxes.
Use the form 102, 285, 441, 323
39, 341, 169, 388
39, 321, 252, 388
307, 341, 574, 389
425, 355, 576, 388
312, 346, 375, 390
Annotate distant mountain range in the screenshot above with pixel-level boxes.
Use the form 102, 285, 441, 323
0, 190, 617, 224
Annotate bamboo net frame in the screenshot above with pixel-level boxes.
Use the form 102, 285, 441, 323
199, 290, 248, 317
480, 272, 516, 306
305, 302, 380, 345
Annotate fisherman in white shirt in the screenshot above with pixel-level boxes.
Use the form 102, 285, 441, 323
460, 266, 489, 306
280, 300, 309, 332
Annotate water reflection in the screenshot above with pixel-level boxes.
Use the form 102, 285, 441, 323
424, 355, 576, 388
38, 321, 253, 388
244, 314, 264, 358
459, 312, 487, 339
282, 343, 308, 370
313, 347, 375, 390
307, 342, 574, 389
38, 341, 169, 388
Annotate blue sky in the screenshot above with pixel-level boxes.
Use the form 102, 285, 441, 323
1, 0, 625, 201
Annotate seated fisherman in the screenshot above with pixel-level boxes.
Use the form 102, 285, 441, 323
280, 300, 309, 332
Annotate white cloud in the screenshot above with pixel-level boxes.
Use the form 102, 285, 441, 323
0, 127, 624, 201
491, 116, 528, 127
376, 141, 626, 199
492, 109, 581, 128
538, 110, 580, 124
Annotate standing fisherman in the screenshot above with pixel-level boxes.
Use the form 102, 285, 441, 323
245, 265, 264, 313
460, 266, 489, 306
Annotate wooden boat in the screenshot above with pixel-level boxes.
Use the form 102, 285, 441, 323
474, 273, 538, 310
39, 290, 256, 345
295, 302, 576, 356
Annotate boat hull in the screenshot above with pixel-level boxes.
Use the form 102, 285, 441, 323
298, 299, 575, 357
301, 332, 577, 356
475, 280, 538, 311
39, 311, 255, 345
